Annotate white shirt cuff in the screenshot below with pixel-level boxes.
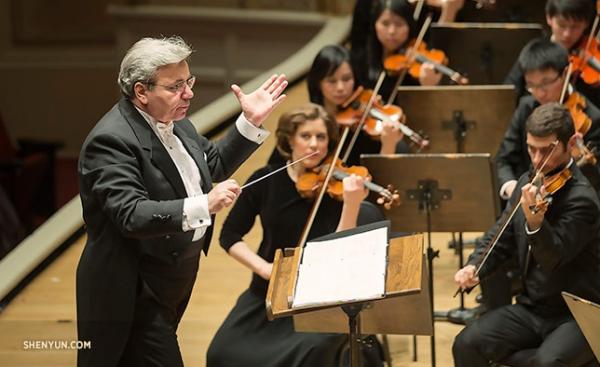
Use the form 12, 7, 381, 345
235, 113, 270, 144
183, 195, 212, 240
525, 223, 541, 235
500, 180, 518, 200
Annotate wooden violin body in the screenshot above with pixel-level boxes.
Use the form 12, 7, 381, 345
295, 157, 401, 209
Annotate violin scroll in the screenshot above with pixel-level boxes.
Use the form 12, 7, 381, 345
376, 184, 401, 210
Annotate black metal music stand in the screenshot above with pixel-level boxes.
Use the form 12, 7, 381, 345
360, 153, 500, 365
429, 23, 543, 85
394, 85, 515, 154
457, 1, 546, 23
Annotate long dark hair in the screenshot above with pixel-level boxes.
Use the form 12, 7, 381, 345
365, 0, 417, 83
307, 45, 354, 105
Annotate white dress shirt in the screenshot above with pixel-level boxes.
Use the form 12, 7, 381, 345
135, 106, 269, 241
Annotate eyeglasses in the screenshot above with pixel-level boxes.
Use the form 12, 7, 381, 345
145, 75, 196, 94
525, 73, 562, 93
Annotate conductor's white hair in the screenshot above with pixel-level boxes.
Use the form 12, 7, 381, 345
118, 36, 193, 98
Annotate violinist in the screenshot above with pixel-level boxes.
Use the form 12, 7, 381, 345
268, 45, 406, 166
504, 0, 600, 107
207, 104, 383, 367
349, 0, 465, 60
351, 0, 443, 102
497, 39, 600, 201
453, 103, 600, 367
309, 45, 408, 165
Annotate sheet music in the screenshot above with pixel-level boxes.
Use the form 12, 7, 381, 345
292, 226, 388, 308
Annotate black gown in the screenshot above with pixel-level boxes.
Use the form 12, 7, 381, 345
206, 165, 349, 367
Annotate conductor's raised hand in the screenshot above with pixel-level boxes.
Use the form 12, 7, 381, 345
208, 179, 241, 214
230, 74, 288, 127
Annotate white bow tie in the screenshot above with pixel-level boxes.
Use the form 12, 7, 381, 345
155, 121, 175, 137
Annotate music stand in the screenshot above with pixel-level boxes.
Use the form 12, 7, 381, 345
562, 292, 600, 361
457, 1, 546, 24
360, 153, 500, 361
429, 23, 543, 85
394, 85, 515, 154
266, 233, 430, 367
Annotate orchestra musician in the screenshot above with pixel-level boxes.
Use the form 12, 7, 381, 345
505, 0, 600, 107
268, 44, 405, 166
206, 104, 382, 367
350, 0, 443, 103
453, 103, 600, 367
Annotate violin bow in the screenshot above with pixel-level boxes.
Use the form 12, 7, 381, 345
412, 0, 426, 20
340, 75, 386, 164
297, 127, 351, 248
454, 141, 560, 296
387, 14, 432, 104
559, 63, 573, 104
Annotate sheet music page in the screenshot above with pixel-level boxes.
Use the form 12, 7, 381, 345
292, 226, 388, 308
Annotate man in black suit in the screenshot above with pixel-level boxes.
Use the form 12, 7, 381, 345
76, 36, 287, 367
453, 103, 600, 366
497, 38, 600, 201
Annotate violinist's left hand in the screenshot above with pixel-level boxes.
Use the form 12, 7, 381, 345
520, 183, 547, 231
419, 63, 443, 86
231, 74, 288, 127
342, 174, 369, 205
380, 120, 404, 154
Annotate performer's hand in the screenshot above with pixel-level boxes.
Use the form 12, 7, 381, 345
454, 264, 479, 290
258, 262, 273, 280
504, 180, 518, 199
207, 179, 241, 214
342, 174, 369, 205
231, 74, 288, 127
419, 63, 442, 86
520, 183, 546, 231
380, 120, 404, 154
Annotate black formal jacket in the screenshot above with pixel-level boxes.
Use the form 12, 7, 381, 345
495, 95, 600, 191
468, 164, 600, 316
76, 98, 260, 367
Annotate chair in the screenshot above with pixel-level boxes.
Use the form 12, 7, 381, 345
0, 112, 62, 232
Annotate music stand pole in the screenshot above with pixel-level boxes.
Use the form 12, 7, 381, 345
342, 303, 366, 367
409, 180, 446, 367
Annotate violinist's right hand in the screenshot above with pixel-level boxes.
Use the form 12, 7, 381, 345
500, 180, 518, 200
380, 120, 404, 154
454, 264, 479, 290
419, 62, 443, 86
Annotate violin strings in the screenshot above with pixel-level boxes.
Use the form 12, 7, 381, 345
240, 151, 319, 190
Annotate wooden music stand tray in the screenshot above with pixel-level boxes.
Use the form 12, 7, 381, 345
562, 292, 600, 361
266, 233, 431, 367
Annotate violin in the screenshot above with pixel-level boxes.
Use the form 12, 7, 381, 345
570, 37, 600, 86
561, 67, 597, 166
528, 165, 573, 215
563, 92, 597, 167
383, 40, 469, 85
295, 156, 401, 210
570, 1, 600, 86
336, 87, 430, 150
